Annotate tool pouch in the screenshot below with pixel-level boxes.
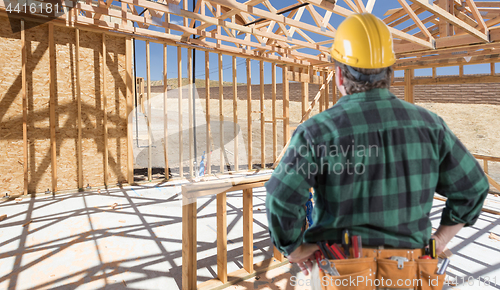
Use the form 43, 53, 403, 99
376, 258, 417, 289
317, 248, 445, 290
416, 259, 445, 290
319, 257, 376, 290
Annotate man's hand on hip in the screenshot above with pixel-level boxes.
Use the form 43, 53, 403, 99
286, 243, 319, 276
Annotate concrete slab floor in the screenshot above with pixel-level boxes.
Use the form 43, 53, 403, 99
0, 187, 499, 290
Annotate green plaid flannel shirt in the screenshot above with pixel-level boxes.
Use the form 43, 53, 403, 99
265, 88, 489, 256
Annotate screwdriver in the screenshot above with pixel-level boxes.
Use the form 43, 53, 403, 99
342, 229, 350, 258
429, 238, 437, 259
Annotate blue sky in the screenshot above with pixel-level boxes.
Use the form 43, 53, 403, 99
133, 0, 499, 84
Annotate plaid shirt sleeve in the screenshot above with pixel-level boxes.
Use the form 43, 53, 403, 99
265, 128, 317, 256
436, 118, 489, 227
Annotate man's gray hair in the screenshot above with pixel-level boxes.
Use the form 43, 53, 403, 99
334, 60, 393, 95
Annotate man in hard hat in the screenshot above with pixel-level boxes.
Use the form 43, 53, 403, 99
265, 13, 489, 289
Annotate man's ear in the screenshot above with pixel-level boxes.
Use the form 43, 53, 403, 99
336, 66, 343, 87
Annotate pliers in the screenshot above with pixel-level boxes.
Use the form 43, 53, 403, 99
315, 242, 340, 276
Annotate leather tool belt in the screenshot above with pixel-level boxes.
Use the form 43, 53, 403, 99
317, 247, 446, 290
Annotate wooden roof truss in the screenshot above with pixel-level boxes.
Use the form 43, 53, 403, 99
1, 0, 500, 69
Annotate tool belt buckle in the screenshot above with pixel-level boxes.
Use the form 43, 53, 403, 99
319, 258, 340, 276
390, 256, 409, 270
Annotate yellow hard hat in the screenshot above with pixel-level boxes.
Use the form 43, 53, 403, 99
331, 13, 396, 69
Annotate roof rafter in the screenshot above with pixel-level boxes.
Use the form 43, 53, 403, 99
398, 0, 435, 43
411, 0, 489, 42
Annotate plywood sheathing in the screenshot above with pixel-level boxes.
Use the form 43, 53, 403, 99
104, 34, 127, 185
0, 17, 23, 195
78, 30, 105, 189
54, 26, 79, 191
26, 21, 52, 194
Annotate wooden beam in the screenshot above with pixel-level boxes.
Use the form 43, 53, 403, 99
324, 72, 329, 109
207, 0, 336, 40
273, 246, 285, 262
217, 191, 228, 283
283, 66, 289, 147
146, 40, 152, 181
319, 71, 324, 112
398, 0, 435, 42
459, 64, 464, 76
103, 36, 110, 186
188, 49, 194, 178
272, 63, 277, 163
126, 37, 133, 185
163, 44, 169, 180
413, 0, 489, 42
206, 51, 212, 175
21, 20, 28, 195
300, 69, 309, 118
466, 0, 488, 34
182, 197, 197, 290
49, 23, 57, 193
260, 61, 265, 169
198, 257, 288, 290
232, 56, 238, 171
247, 59, 252, 171
366, 0, 376, 13
219, 53, 224, 173
178, 46, 184, 178
404, 68, 414, 103
438, 0, 453, 36
353, 0, 367, 12
243, 188, 254, 273
246, 58, 252, 170
492, 62, 496, 75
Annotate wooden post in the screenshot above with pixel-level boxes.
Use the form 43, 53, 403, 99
217, 191, 228, 283
247, 59, 252, 170
301, 68, 308, 117
491, 63, 495, 76
432, 67, 436, 78
484, 159, 489, 174
331, 70, 337, 106
163, 44, 169, 179
260, 61, 265, 169
146, 40, 152, 181
126, 37, 133, 184
274, 247, 285, 262
49, 23, 57, 193
233, 56, 238, 171
206, 51, 211, 175
243, 188, 254, 273
103, 34, 109, 186
283, 66, 290, 146
219, 53, 224, 173
76, 29, 84, 189
404, 68, 414, 104
438, 0, 453, 36
21, 20, 28, 195
188, 49, 194, 178
272, 63, 277, 162
459, 65, 464, 77
319, 71, 324, 112
182, 196, 197, 290
324, 72, 329, 109
178, 46, 183, 178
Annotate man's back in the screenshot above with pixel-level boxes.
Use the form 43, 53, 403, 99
266, 88, 489, 254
